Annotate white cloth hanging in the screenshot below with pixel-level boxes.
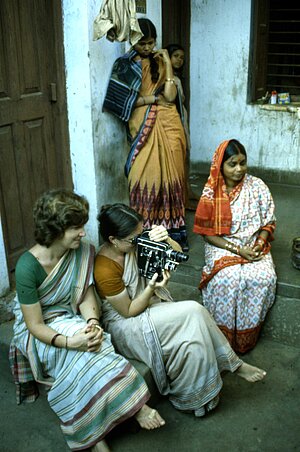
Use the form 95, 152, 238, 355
93, 0, 143, 45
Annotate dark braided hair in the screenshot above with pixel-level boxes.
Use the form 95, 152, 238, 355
137, 18, 159, 83
97, 204, 142, 242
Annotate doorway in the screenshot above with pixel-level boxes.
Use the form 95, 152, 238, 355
162, 0, 191, 111
0, 0, 72, 278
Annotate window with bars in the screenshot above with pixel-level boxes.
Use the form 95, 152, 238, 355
249, 0, 300, 103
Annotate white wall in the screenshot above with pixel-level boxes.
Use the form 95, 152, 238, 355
63, 0, 99, 245
0, 215, 9, 296
63, 0, 162, 247
88, 0, 162, 212
0, 1, 162, 292
190, 0, 300, 171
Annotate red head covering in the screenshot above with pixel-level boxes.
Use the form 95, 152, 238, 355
193, 140, 233, 236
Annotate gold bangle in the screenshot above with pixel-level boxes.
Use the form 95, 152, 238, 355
165, 78, 175, 83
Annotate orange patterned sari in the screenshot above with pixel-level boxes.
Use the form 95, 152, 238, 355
127, 57, 187, 243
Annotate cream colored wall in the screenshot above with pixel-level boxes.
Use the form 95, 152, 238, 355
190, 0, 300, 172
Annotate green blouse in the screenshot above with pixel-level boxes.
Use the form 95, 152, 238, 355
15, 251, 47, 304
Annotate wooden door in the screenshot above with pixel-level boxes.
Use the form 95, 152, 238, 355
0, 0, 72, 276
162, 0, 191, 111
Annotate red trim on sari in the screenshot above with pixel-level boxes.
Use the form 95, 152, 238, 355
194, 140, 233, 236
199, 255, 248, 289
218, 324, 263, 354
199, 245, 272, 290
261, 223, 276, 242
130, 105, 157, 168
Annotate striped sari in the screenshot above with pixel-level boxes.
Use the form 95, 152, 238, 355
95, 251, 243, 417
9, 242, 149, 451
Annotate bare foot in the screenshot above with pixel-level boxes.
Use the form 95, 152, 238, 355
135, 404, 165, 430
236, 362, 267, 382
91, 439, 111, 452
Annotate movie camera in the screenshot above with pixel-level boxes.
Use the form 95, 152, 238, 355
132, 231, 189, 281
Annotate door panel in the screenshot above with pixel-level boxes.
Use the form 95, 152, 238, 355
162, 0, 191, 112
0, 0, 72, 275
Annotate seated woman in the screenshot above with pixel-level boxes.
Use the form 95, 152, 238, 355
94, 203, 267, 419
194, 139, 277, 354
9, 189, 164, 452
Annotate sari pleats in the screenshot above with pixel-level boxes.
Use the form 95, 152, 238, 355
127, 59, 187, 243
100, 252, 243, 417
10, 243, 149, 450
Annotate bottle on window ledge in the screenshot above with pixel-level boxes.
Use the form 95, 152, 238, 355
270, 90, 277, 105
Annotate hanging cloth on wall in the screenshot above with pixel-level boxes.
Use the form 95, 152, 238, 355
93, 0, 143, 45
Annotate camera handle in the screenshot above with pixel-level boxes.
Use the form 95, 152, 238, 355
144, 250, 153, 277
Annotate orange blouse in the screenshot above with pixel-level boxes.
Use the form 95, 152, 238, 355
94, 254, 125, 298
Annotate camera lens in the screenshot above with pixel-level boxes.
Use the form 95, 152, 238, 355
167, 250, 189, 263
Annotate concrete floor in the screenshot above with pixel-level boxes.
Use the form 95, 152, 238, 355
0, 174, 299, 452
1, 321, 299, 452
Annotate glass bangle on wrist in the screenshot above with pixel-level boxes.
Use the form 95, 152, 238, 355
255, 238, 266, 250
225, 242, 240, 255
51, 333, 62, 346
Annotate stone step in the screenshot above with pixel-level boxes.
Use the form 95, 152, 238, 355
169, 281, 300, 348
172, 260, 300, 299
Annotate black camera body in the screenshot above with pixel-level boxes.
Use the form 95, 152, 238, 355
134, 231, 189, 281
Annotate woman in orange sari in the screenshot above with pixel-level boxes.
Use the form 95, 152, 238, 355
103, 18, 188, 250
194, 140, 277, 353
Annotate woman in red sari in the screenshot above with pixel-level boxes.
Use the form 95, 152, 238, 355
194, 140, 277, 353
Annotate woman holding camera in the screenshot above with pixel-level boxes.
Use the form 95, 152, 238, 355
94, 203, 267, 418
10, 190, 165, 452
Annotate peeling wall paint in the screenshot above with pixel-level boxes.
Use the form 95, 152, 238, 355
62, 0, 99, 245
88, 1, 162, 213
190, 0, 300, 172
62, 0, 162, 246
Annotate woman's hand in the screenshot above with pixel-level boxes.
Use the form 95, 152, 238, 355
149, 225, 169, 242
252, 243, 263, 254
156, 94, 173, 108
153, 48, 171, 65
68, 324, 104, 352
148, 224, 182, 251
239, 246, 263, 262
148, 270, 171, 290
